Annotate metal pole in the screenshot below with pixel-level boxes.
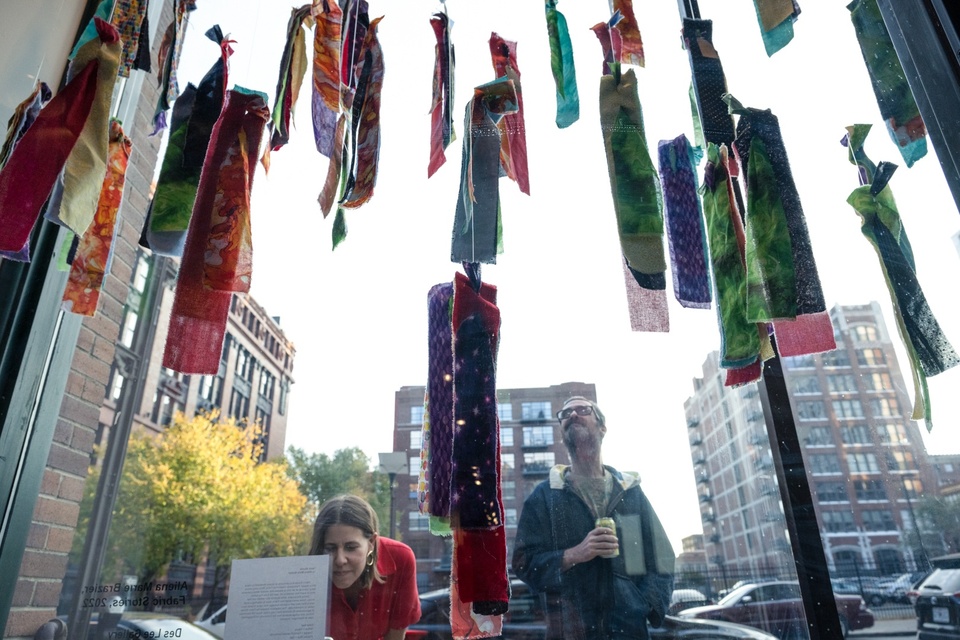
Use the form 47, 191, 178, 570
388, 472, 397, 539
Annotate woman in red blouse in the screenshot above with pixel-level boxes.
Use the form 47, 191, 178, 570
310, 495, 421, 640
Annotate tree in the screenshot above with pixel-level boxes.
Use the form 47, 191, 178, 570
286, 446, 391, 536
909, 495, 960, 561
76, 411, 310, 599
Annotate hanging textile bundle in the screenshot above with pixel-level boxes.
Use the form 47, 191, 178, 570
544, 0, 579, 129
591, 12, 623, 78
612, 0, 645, 67
450, 77, 518, 265
264, 3, 313, 166
658, 134, 711, 309
61, 120, 132, 316
112, 0, 151, 77
489, 33, 530, 195
848, 0, 927, 167
0, 19, 117, 257
145, 26, 232, 257
727, 97, 835, 357
596, 25, 668, 332
428, 9, 456, 177
312, 0, 342, 157
682, 19, 735, 147
152, 0, 197, 133
752, 0, 800, 57
49, 18, 123, 237
425, 282, 455, 531
163, 88, 270, 374
843, 124, 958, 430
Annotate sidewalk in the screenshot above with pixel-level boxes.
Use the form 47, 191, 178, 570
849, 616, 916, 637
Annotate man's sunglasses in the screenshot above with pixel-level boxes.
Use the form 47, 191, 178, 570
557, 405, 594, 421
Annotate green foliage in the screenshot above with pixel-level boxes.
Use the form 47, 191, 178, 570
910, 495, 960, 559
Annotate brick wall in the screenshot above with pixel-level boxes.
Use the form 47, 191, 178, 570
4, 2, 172, 636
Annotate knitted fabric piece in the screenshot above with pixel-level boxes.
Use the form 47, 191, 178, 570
450, 538, 504, 639
682, 19, 735, 146
599, 67, 665, 278
55, 18, 122, 236
111, 0, 149, 77
426, 282, 455, 520
658, 134, 711, 309
61, 121, 131, 316
848, 0, 927, 167
733, 106, 826, 317
753, 0, 799, 56
613, 0, 645, 67
428, 10, 455, 177
0, 82, 51, 172
545, 1, 579, 129
0, 56, 100, 253
450, 272, 501, 529
702, 144, 761, 368
451, 78, 518, 265
490, 33, 530, 196
266, 5, 313, 157
311, 0, 341, 157
725, 359, 762, 387
163, 89, 269, 374
622, 258, 670, 332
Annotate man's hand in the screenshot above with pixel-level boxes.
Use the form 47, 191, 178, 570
561, 526, 619, 570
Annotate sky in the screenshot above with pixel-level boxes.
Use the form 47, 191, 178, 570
169, 0, 960, 550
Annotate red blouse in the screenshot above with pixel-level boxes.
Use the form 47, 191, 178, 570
327, 537, 421, 640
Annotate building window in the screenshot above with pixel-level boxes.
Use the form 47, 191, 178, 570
505, 508, 518, 527
521, 401, 552, 421
792, 376, 821, 394
846, 453, 880, 473
522, 425, 554, 447
805, 427, 833, 447
856, 348, 886, 366
278, 379, 289, 415
783, 354, 815, 369
901, 477, 922, 499
832, 399, 864, 419
229, 387, 250, 420
815, 482, 848, 503
840, 424, 872, 445
876, 423, 908, 445
821, 350, 851, 367
502, 480, 515, 499
870, 397, 901, 417
410, 405, 425, 424
409, 512, 430, 531
854, 479, 888, 501
809, 454, 841, 475
523, 452, 555, 473
498, 403, 513, 421
885, 450, 915, 471
501, 453, 515, 470
409, 430, 422, 450
827, 374, 857, 393
851, 325, 879, 342
408, 456, 420, 477
861, 510, 896, 532
822, 511, 856, 533
864, 372, 892, 391
258, 370, 275, 401
236, 347, 255, 382
796, 401, 827, 421
500, 426, 514, 447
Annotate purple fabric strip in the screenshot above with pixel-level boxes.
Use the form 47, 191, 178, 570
427, 282, 454, 518
659, 134, 711, 309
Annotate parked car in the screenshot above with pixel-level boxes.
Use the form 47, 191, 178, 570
882, 571, 931, 604
678, 580, 874, 639
406, 579, 777, 639
914, 568, 960, 639
195, 602, 228, 638
669, 588, 711, 615
831, 577, 886, 607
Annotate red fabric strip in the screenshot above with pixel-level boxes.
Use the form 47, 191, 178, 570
773, 312, 837, 357
489, 33, 530, 195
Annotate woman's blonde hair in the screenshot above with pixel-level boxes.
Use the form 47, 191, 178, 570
309, 495, 384, 589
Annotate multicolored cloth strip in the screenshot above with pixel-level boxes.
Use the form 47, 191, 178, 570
428, 10, 455, 177
658, 134, 711, 309
701, 143, 761, 369
613, 0, 644, 67
163, 89, 270, 374
146, 27, 231, 256
450, 77, 518, 265
61, 120, 131, 316
426, 282, 454, 522
844, 124, 958, 429
682, 19, 735, 146
70, 0, 113, 58
753, 0, 800, 56
54, 19, 123, 236
312, 0, 341, 157
0, 82, 51, 172
848, 0, 927, 167
152, 0, 197, 133
0, 28, 105, 254
450, 540, 504, 639
417, 391, 431, 515
490, 33, 530, 196
111, 0, 149, 77
591, 13, 623, 78
544, 0, 579, 129
266, 4, 313, 160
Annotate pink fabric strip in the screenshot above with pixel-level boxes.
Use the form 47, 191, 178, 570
622, 257, 669, 332
772, 311, 837, 357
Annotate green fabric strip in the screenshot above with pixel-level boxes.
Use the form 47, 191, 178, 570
545, 1, 579, 128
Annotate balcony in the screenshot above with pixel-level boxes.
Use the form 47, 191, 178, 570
687, 418, 701, 429
698, 492, 713, 504
523, 462, 551, 476
754, 456, 773, 470
693, 456, 707, 467
709, 533, 722, 544
689, 435, 703, 447
521, 436, 553, 449
701, 511, 716, 523
696, 474, 710, 485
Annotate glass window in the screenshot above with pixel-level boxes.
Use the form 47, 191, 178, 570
821, 350, 850, 367
410, 405, 425, 424
840, 425, 872, 445
854, 479, 888, 501
505, 508, 518, 527
805, 427, 834, 447
826, 374, 857, 393
821, 511, 856, 533
876, 423, 909, 445
783, 354, 815, 369
856, 348, 886, 366
520, 401, 552, 421
870, 397, 901, 417
501, 453, 515, 470
815, 482, 848, 503
409, 512, 430, 531
792, 375, 821, 394
885, 450, 915, 471
522, 425, 554, 447
498, 402, 513, 421
408, 456, 420, 476
861, 510, 896, 531
832, 399, 864, 419
410, 430, 422, 450
851, 325, 879, 342
846, 453, 880, 473
523, 452, 555, 473
500, 426, 514, 447
809, 454, 841, 475
796, 400, 827, 421
864, 372, 892, 391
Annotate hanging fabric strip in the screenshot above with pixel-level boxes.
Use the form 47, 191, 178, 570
622, 258, 670, 332
266, 4, 313, 158
450, 77, 518, 265
111, 0, 150, 77
318, 114, 346, 217
848, 0, 927, 167
613, 0, 644, 67
163, 88, 270, 374
428, 10, 455, 177
0, 50, 101, 253
591, 13, 623, 78
70, 0, 114, 58
682, 19, 735, 146
0, 82, 51, 172
340, 0, 369, 103
426, 282, 455, 522
658, 134, 711, 309
152, 0, 197, 133
418, 391, 431, 515
771, 312, 836, 357
62, 121, 132, 316
725, 359, 762, 387
454, 527, 509, 616
489, 33, 530, 196
544, 1, 579, 129
701, 143, 761, 368
753, 0, 800, 57
147, 28, 231, 256
312, 0, 342, 157
450, 537, 504, 640
133, 5, 153, 73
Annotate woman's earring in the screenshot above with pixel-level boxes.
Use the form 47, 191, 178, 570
366, 551, 375, 567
